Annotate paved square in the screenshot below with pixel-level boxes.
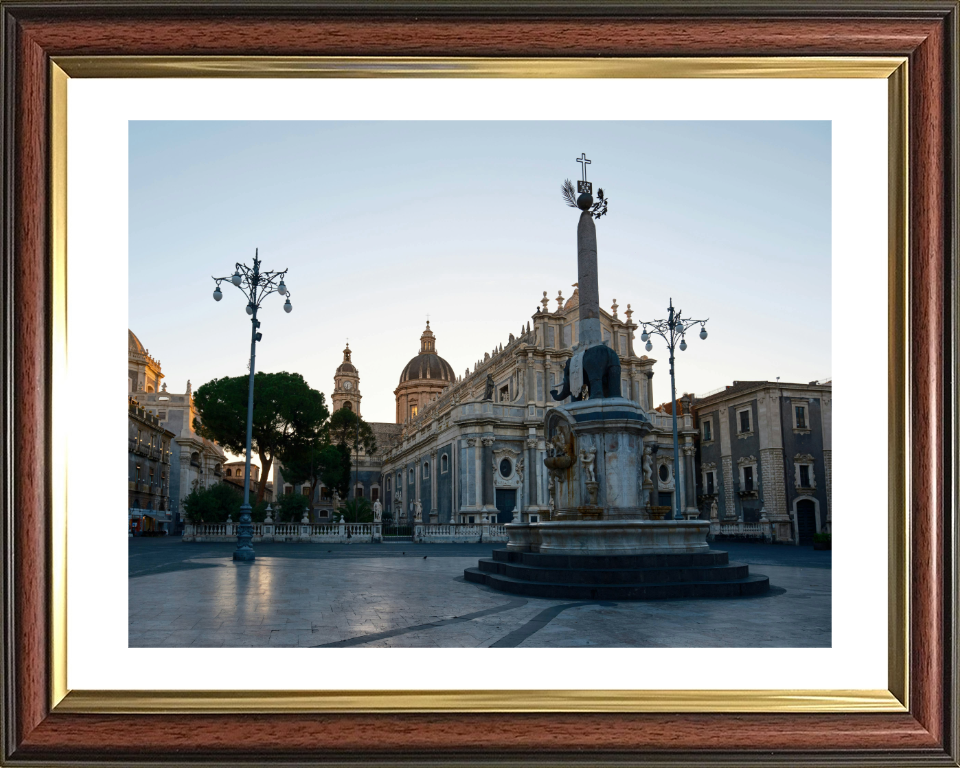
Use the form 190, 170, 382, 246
129, 539, 831, 648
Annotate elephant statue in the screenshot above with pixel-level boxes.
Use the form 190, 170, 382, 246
550, 344, 622, 401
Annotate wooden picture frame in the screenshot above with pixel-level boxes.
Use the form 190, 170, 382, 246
2, 1, 957, 764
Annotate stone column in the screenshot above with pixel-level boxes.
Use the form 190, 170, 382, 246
526, 436, 538, 514
480, 436, 497, 516
450, 442, 458, 523
644, 371, 655, 411
683, 443, 698, 517
429, 449, 438, 523
525, 350, 535, 403
470, 437, 482, 509
577, 211, 601, 346
536, 438, 545, 507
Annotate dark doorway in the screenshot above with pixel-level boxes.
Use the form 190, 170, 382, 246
796, 499, 817, 545
494, 489, 517, 523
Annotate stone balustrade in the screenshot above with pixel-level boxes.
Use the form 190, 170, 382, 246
712, 520, 773, 542
182, 521, 507, 544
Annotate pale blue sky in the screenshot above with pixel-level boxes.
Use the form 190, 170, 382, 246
130, 120, 831, 427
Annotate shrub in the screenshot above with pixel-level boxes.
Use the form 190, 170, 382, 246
813, 531, 832, 544
181, 482, 243, 523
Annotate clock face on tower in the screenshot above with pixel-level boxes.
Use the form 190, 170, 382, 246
344, 381, 353, 390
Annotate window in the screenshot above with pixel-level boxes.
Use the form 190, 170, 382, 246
149, 467, 155, 483
409, 468, 415, 483
795, 405, 807, 429
225, 468, 232, 477
410, 404, 418, 418
355, 486, 364, 498
371, 488, 379, 502
706, 471, 715, 495
344, 401, 353, 411
284, 484, 293, 496
546, 326, 555, 348
386, 478, 391, 492
423, 461, 429, 478
739, 409, 751, 433
799, 465, 810, 488
158, 411, 166, 420
743, 466, 754, 492
321, 486, 333, 502
536, 371, 544, 401
561, 324, 572, 348
135, 464, 142, 481
499, 458, 512, 477
302, 485, 311, 501
658, 464, 669, 483
702, 419, 713, 441
441, 454, 449, 473
619, 334, 627, 354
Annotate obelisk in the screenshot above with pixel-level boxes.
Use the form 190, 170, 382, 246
576, 209, 601, 347
574, 152, 601, 348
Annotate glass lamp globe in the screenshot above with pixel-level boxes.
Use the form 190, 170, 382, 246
700, 326, 708, 340
645, 340, 653, 352
213, 286, 222, 301
284, 298, 292, 314
278, 280, 287, 296
640, 330, 649, 342
680, 338, 688, 351
246, 303, 254, 316
231, 272, 242, 286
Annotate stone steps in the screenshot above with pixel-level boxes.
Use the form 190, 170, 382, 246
464, 547, 770, 600
464, 566, 770, 600
476, 557, 751, 585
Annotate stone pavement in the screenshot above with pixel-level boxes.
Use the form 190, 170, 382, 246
129, 538, 831, 648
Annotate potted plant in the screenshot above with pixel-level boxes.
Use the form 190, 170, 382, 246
813, 531, 832, 550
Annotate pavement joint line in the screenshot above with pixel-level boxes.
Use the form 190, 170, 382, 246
311, 598, 529, 648
489, 601, 619, 648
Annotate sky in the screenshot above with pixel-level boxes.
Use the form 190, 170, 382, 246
129, 120, 831, 433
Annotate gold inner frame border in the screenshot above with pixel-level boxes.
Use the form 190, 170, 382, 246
48, 55, 909, 715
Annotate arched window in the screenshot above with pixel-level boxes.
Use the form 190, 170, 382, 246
226, 468, 232, 477
423, 461, 429, 478
441, 454, 448, 473
190, 452, 200, 467
345, 401, 353, 411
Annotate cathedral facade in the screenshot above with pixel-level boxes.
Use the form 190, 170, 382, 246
377, 285, 700, 526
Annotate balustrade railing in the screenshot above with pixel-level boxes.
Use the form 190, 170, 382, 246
718, 521, 765, 536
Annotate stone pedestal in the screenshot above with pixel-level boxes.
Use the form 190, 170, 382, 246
546, 398, 652, 521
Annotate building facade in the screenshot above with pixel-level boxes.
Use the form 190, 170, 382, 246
693, 380, 832, 545
130, 329, 226, 531
378, 286, 699, 526
128, 397, 175, 532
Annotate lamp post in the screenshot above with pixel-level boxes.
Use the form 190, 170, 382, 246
638, 298, 708, 521
212, 249, 292, 562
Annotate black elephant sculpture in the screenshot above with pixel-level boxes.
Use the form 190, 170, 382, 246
550, 344, 622, 401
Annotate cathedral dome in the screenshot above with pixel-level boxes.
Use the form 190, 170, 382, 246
129, 329, 146, 357
398, 322, 455, 384
563, 284, 580, 311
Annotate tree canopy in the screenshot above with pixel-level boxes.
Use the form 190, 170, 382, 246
327, 407, 377, 456
192, 371, 328, 504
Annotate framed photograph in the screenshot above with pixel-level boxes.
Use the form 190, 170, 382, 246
2, 1, 957, 765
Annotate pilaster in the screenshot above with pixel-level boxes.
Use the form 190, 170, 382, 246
721, 455, 736, 521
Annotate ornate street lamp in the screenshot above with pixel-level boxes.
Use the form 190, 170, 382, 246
638, 298, 708, 521
212, 249, 292, 562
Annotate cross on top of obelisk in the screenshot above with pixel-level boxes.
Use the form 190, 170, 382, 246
577, 153, 593, 194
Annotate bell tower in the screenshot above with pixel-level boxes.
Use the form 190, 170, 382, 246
332, 343, 361, 413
